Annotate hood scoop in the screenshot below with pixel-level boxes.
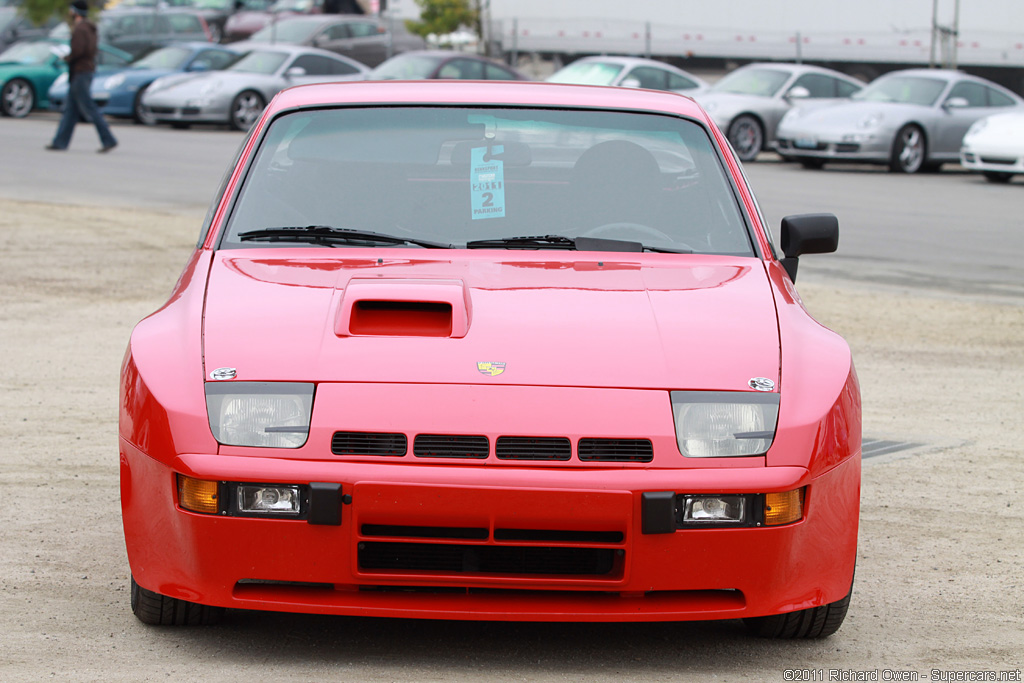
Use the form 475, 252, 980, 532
336, 278, 471, 338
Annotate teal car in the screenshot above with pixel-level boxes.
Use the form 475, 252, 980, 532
1, 38, 132, 118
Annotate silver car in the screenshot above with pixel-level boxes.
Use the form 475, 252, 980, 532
692, 62, 863, 162
142, 43, 368, 130
775, 68, 1024, 173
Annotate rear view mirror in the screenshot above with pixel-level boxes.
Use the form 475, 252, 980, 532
621, 77, 641, 88
943, 96, 969, 109
786, 86, 811, 100
780, 213, 839, 281
285, 66, 307, 77
448, 140, 532, 167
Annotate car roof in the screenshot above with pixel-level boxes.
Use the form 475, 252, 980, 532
270, 80, 711, 119
272, 14, 378, 25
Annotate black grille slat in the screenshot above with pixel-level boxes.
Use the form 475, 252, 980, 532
331, 431, 407, 456
359, 542, 616, 576
414, 434, 489, 459
495, 436, 571, 461
578, 438, 654, 462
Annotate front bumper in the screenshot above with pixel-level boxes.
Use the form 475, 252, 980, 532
960, 147, 1024, 175
776, 134, 890, 164
121, 440, 860, 622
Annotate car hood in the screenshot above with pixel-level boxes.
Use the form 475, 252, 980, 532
781, 99, 921, 132
692, 91, 770, 117
201, 252, 781, 390
147, 70, 270, 97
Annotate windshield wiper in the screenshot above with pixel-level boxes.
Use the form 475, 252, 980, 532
238, 226, 452, 249
465, 234, 691, 253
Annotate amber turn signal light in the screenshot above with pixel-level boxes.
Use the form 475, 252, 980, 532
764, 488, 804, 526
177, 475, 220, 514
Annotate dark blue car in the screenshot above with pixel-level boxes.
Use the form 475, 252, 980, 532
48, 41, 240, 124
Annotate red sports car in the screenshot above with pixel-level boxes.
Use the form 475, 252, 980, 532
119, 79, 861, 637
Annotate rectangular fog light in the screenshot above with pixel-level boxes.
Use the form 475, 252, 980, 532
236, 485, 302, 516
681, 495, 747, 525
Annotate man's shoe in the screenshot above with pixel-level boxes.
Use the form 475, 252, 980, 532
45, 144, 65, 151
98, 142, 117, 153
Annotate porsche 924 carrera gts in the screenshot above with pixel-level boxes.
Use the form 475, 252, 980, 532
119, 79, 861, 638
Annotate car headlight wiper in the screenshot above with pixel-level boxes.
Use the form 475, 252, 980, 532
238, 226, 453, 249
465, 234, 691, 253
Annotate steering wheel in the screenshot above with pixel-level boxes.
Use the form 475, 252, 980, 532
579, 222, 692, 252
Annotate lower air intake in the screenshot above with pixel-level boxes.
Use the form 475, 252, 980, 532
359, 542, 617, 576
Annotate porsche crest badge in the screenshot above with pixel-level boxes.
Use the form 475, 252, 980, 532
477, 362, 506, 377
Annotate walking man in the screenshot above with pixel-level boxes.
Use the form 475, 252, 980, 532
46, 0, 117, 153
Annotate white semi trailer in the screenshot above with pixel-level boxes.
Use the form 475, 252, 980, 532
483, 0, 1024, 91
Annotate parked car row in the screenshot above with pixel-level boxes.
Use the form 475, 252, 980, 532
2, 10, 1022, 183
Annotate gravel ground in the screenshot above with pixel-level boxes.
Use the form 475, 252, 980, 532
1, 198, 1021, 682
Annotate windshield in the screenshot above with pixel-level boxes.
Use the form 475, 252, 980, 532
712, 68, 790, 97
547, 61, 624, 86
852, 75, 947, 106
227, 49, 287, 74
132, 45, 192, 69
250, 19, 318, 43
222, 106, 752, 255
370, 54, 441, 80
0, 40, 63, 65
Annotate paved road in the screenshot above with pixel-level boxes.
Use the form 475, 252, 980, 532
3, 113, 1022, 298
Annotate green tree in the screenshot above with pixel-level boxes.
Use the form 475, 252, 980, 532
404, 0, 477, 43
21, 0, 74, 27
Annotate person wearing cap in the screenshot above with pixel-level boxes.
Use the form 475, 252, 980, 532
46, 0, 118, 153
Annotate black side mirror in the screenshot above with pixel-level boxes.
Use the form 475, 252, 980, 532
780, 213, 839, 282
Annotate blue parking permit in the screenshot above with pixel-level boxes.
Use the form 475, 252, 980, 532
470, 146, 505, 220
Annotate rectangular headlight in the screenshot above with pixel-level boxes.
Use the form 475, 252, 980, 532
236, 484, 303, 516
206, 382, 314, 448
671, 391, 780, 458
682, 495, 747, 524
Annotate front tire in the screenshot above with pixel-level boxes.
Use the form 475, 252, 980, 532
727, 114, 764, 162
889, 124, 926, 173
1, 78, 35, 118
799, 158, 826, 170
131, 576, 224, 626
983, 171, 1013, 183
230, 90, 265, 131
132, 86, 156, 125
744, 584, 852, 639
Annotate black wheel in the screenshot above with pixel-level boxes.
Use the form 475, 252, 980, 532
727, 114, 764, 162
889, 124, 926, 173
799, 159, 826, 170
230, 90, 265, 131
983, 171, 1013, 183
170, 121, 192, 129
1, 78, 35, 118
744, 583, 852, 639
132, 85, 155, 125
130, 576, 224, 626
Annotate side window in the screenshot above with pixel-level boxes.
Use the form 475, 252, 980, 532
168, 15, 201, 35
836, 79, 861, 97
985, 87, 1016, 107
791, 73, 835, 98
325, 23, 351, 40
194, 49, 236, 71
97, 49, 130, 67
484, 63, 518, 80
947, 81, 987, 107
291, 54, 357, 75
438, 59, 484, 79
667, 71, 698, 90
149, 15, 168, 34
349, 22, 379, 38
626, 67, 669, 90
